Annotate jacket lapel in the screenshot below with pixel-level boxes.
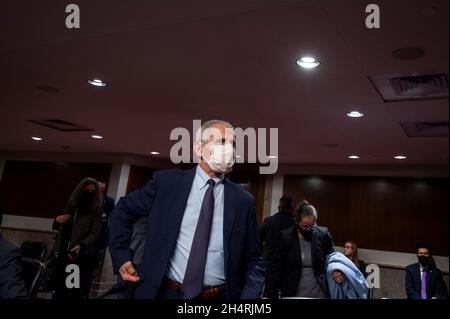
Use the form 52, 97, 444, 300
291, 228, 302, 266
426, 267, 434, 286
170, 168, 197, 235
415, 264, 423, 289
223, 178, 238, 248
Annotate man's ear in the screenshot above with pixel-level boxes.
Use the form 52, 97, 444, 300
193, 142, 203, 159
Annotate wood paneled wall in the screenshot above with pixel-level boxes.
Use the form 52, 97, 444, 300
0, 160, 111, 218
126, 165, 156, 194
283, 175, 449, 256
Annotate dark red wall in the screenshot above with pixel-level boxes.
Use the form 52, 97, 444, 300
0, 160, 111, 218
283, 175, 449, 256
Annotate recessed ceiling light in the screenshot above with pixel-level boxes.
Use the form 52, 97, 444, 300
392, 47, 425, 60
88, 79, 107, 87
419, 6, 438, 18
394, 155, 407, 160
150, 151, 160, 155
91, 134, 104, 139
346, 111, 365, 118
35, 85, 60, 93
268, 155, 278, 159
321, 143, 340, 148
348, 155, 360, 159
31, 136, 43, 141
296, 56, 320, 69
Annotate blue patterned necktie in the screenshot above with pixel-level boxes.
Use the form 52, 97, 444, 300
183, 179, 215, 298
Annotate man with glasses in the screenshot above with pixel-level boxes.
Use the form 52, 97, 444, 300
263, 201, 339, 298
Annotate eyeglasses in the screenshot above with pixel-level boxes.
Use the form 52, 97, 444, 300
298, 223, 317, 230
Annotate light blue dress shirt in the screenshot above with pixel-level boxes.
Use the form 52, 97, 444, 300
167, 165, 225, 287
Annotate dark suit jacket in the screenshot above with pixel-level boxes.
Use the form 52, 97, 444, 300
109, 167, 265, 299
259, 210, 294, 253
0, 234, 28, 299
97, 196, 115, 251
263, 225, 334, 298
103, 196, 115, 218
405, 263, 448, 299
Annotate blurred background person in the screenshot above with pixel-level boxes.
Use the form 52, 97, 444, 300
263, 200, 340, 299
51, 178, 103, 299
0, 212, 28, 299
259, 196, 295, 255
95, 181, 115, 268
343, 241, 366, 277
405, 243, 448, 299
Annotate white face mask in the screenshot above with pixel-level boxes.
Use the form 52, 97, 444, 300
203, 143, 235, 174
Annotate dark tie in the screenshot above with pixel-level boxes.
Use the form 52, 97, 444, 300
183, 179, 216, 299
421, 270, 427, 299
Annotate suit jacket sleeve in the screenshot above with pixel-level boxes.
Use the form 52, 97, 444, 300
0, 245, 28, 299
323, 227, 335, 255
262, 229, 287, 298
109, 175, 158, 271
258, 220, 268, 251
432, 269, 449, 299
104, 197, 116, 217
239, 199, 266, 299
405, 267, 420, 299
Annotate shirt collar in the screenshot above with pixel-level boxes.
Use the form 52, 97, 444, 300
196, 165, 224, 189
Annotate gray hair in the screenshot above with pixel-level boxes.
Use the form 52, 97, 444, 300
294, 200, 318, 222
195, 119, 234, 144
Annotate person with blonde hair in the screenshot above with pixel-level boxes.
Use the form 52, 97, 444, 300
343, 241, 366, 276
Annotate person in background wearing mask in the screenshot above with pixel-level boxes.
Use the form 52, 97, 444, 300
52, 178, 104, 299
405, 243, 448, 299
263, 201, 340, 298
109, 119, 264, 299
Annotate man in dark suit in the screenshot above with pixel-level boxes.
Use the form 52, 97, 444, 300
95, 181, 115, 267
259, 196, 295, 254
263, 201, 339, 298
0, 213, 28, 299
405, 244, 448, 299
109, 120, 265, 299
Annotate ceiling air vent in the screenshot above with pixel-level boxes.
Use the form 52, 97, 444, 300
400, 121, 449, 137
369, 73, 448, 101
27, 119, 93, 132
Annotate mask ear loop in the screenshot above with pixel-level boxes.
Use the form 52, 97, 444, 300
199, 142, 207, 162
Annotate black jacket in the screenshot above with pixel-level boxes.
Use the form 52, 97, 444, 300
0, 233, 28, 299
405, 263, 448, 299
263, 225, 334, 298
259, 211, 294, 253
103, 196, 115, 218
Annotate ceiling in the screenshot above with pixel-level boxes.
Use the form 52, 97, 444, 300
0, 0, 448, 165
